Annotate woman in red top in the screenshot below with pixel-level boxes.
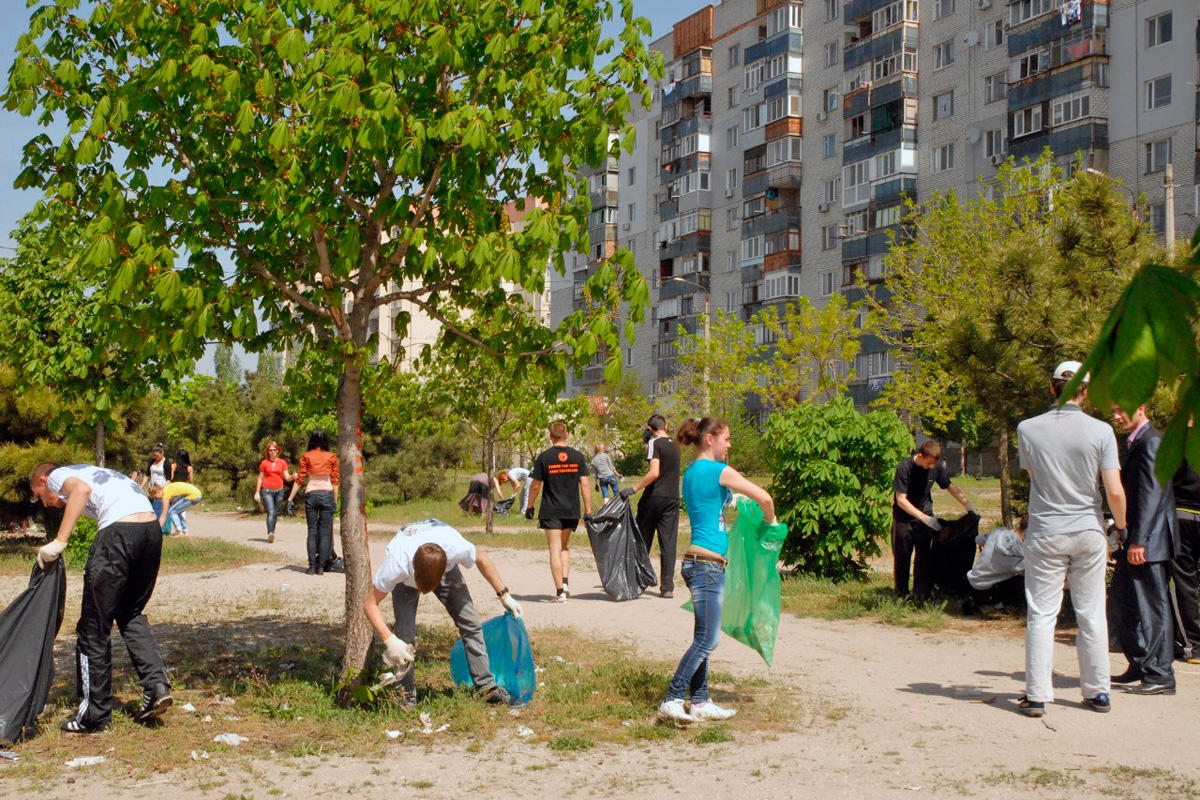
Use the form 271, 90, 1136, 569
287, 430, 340, 575
254, 441, 293, 544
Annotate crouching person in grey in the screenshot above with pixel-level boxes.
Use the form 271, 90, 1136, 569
363, 519, 523, 705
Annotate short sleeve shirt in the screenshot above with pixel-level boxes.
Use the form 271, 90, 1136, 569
373, 519, 478, 593
892, 455, 951, 520
259, 459, 289, 490
531, 445, 590, 519
1017, 403, 1119, 537
643, 437, 681, 501
507, 467, 531, 484
48, 465, 152, 530
162, 482, 203, 505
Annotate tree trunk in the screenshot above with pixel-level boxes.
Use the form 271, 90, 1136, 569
336, 360, 374, 696
997, 421, 1013, 528
485, 435, 496, 536
94, 420, 105, 467
960, 443, 967, 477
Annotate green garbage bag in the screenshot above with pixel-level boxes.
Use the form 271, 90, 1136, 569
684, 496, 785, 665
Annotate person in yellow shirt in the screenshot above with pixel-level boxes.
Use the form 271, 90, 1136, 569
160, 482, 203, 535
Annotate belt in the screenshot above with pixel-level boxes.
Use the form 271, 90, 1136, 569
683, 553, 728, 568
1179, 509, 1200, 523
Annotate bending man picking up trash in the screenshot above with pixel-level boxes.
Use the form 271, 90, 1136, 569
363, 518, 524, 705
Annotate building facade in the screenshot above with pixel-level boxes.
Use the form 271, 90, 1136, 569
551, 0, 1199, 403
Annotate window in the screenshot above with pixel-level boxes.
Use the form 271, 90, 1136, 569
843, 159, 870, 205
744, 149, 765, 174
1146, 76, 1171, 110
1010, 0, 1052, 26
728, 43, 741, 67
822, 271, 835, 297
934, 40, 954, 70
845, 209, 869, 237
933, 0, 953, 20
985, 72, 1008, 104
824, 41, 839, 67
985, 129, 1007, 158
727, 208, 739, 230
822, 224, 839, 250
623, 347, 634, 368
725, 290, 742, 312
1052, 94, 1090, 126
1146, 12, 1172, 48
850, 113, 867, 139
875, 205, 901, 228
932, 143, 954, 172
770, 2, 803, 32
727, 86, 740, 109
825, 0, 839, 21
742, 103, 765, 132
628, 166, 636, 185
726, 167, 737, 193
766, 94, 801, 123
627, 202, 636, 221
987, 19, 1005, 49
823, 87, 839, 113
822, 178, 840, 204
824, 133, 837, 158
933, 90, 954, 120
1012, 104, 1042, 137
1017, 51, 1042, 79
769, 137, 802, 165
726, 125, 739, 150
873, 45, 918, 80
744, 62, 764, 92
876, 151, 897, 178
741, 235, 764, 261
1148, 202, 1166, 235
744, 196, 765, 218
873, 0, 918, 30
726, 249, 738, 271
1145, 139, 1170, 174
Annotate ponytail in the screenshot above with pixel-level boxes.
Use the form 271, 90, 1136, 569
676, 416, 728, 447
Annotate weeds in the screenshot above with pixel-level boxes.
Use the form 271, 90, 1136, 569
694, 724, 734, 745
781, 573, 948, 629
0, 535, 278, 577
548, 733, 594, 752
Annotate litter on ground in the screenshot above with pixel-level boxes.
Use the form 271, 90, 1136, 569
213, 733, 249, 746
65, 756, 106, 767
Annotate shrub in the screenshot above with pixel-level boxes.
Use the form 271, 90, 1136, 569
766, 397, 913, 580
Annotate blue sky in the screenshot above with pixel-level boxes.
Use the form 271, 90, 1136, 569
0, 1, 690, 370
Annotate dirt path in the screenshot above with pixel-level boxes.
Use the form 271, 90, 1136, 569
5, 510, 1200, 799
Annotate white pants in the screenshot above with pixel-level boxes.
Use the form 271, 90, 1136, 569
1024, 530, 1110, 702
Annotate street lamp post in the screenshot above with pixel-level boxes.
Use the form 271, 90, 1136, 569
666, 276, 710, 412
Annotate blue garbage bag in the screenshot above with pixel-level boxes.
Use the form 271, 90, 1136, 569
450, 612, 536, 705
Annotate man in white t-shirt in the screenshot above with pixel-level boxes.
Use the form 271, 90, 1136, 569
499, 466, 532, 510
30, 462, 173, 734
363, 519, 524, 704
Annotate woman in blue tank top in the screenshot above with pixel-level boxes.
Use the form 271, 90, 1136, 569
659, 416, 777, 724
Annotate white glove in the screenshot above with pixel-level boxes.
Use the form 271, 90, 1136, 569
37, 539, 67, 569
382, 635, 415, 670
921, 515, 943, 532
500, 592, 524, 619
965, 502, 980, 515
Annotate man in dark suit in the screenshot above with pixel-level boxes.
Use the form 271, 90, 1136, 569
1111, 404, 1179, 695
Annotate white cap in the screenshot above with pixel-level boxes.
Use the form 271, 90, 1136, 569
1052, 360, 1088, 382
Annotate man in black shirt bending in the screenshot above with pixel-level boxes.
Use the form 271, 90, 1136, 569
623, 414, 681, 598
527, 421, 592, 603
892, 441, 977, 601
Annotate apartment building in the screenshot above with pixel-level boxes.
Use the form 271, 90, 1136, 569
551, 0, 1199, 404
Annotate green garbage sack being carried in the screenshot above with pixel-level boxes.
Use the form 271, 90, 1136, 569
685, 496, 787, 665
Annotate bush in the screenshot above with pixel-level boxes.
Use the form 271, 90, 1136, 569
366, 432, 471, 504
766, 397, 913, 581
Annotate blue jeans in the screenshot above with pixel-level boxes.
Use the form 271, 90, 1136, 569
597, 475, 620, 499
261, 488, 287, 534
666, 560, 725, 703
166, 496, 202, 534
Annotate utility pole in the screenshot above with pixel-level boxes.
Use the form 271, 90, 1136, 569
702, 289, 710, 413
1165, 161, 1176, 243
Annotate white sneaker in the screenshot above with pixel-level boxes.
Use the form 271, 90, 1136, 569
689, 701, 737, 721
658, 699, 695, 724
562, 581, 570, 598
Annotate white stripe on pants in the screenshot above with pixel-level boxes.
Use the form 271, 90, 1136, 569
1024, 529, 1110, 702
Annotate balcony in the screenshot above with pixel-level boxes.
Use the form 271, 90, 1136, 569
659, 272, 710, 299
844, 24, 917, 71
844, 0, 901, 25
745, 31, 802, 65
663, 74, 713, 107
764, 250, 802, 273
743, 208, 801, 238
657, 358, 679, 380
661, 113, 713, 145
579, 365, 604, 385
659, 231, 712, 261
767, 160, 803, 188
873, 175, 917, 205
765, 116, 803, 141
742, 171, 770, 198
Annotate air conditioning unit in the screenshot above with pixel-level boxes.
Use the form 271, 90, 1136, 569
838, 224, 850, 239
817, 110, 828, 122
622, 222, 631, 231
989, 153, 1005, 166
978, 0, 991, 8
818, 201, 831, 213
724, 188, 735, 198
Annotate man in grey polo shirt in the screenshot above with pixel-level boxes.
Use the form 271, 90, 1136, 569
1015, 361, 1127, 717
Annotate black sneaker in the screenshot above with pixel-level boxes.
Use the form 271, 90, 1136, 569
60, 717, 110, 735
135, 684, 173, 722
1084, 693, 1111, 712
1111, 669, 1144, 685
484, 686, 512, 706
1017, 696, 1045, 717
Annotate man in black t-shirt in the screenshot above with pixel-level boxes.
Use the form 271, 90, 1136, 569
1171, 457, 1200, 663
892, 441, 977, 600
526, 421, 592, 603
623, 414, 681, 597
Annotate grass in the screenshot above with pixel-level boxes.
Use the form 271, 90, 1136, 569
3, 616, 800, 783
780, 572, 949, 629
0, 535, 280, 577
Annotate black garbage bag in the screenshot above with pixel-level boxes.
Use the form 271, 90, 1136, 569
0, 559, 67, 744
585, 495, 657, 601
930, 512, 980, 600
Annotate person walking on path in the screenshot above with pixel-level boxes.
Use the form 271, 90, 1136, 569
658, 416, 780, 725
254, 442, 292, 544
29, 462, 172, 734
623, 414, 682, 598
525, 421, 592, 602
140, 444, 170, 492
1171, 455, 1200, 664
591, 445, 622, 500
363, 518, 524, 705
1110, 404, 1179, 695
287, 430, 339, 576
1015, 361, 1127, 718
891, 440, 978, 601
160, 481, 203, 536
